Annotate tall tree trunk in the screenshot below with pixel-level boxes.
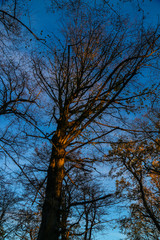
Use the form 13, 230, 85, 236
37, 142, 65, 240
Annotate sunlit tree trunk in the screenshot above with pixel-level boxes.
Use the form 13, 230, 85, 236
37, 135, 66, 240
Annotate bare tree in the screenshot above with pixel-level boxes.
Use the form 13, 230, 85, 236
59, 165, 114, 240
30, 8, 160, 239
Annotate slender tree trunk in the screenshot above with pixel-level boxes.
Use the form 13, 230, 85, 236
89, 209, 96, 240
37, 141, 65, 240
84, 207, 89, 240
61, 190, 69, 240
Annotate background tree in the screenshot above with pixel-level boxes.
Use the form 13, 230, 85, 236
0, 169, 22, 239
60, 165, 115, 240
107, 105, 160, 240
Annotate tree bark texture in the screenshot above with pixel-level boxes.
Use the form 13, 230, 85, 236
37, 138, 65, 240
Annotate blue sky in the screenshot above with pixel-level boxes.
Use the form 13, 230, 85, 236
21, 0, 160, 41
